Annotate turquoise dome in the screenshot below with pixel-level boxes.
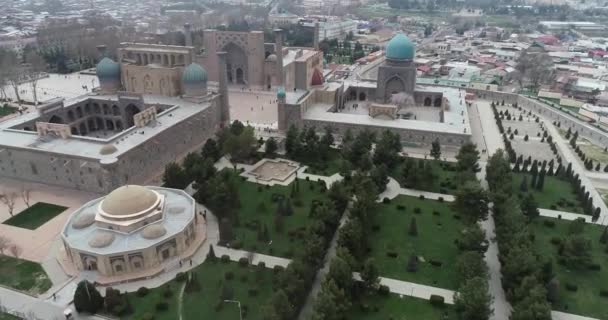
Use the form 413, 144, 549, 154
182, 63, 208, 84
96, 57, 120, 80
385, 33, 415, 61
277, 87, 286, 99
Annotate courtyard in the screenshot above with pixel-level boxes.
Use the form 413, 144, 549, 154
3, 202, 67, 230
530, 217, 608, 319
0, 255, 51, 295
367, 195, 464, 290
127, 260, 277, 320
511, 173, 585, 214
232, 177, 330, 258
347, 293, 456, 319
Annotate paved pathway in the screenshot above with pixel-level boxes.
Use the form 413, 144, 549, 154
378, 178, 455, 202
352, 273, 455, 304
551, 311, 600, 320
538, 209, 596, 224
297, 206, 350, 320
296, 167, 343, 188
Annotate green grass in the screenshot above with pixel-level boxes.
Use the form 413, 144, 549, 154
530, 218, 608, 319
0, 313, 21, 320
0, 255, 52, 295
347, 293, 457, 319
0, 105, 18, 117
126, 261, 277, 320
302, 148, 343, 176
233, 178, 329, 258
368, 195, 463, 290
579, 142, 608, 164
393, 158, 459, 194
511, 173, 585, 214
3, 202, 67, 230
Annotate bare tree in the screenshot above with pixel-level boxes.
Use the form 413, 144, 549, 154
24, 51, 47, 106
515, 49, 554, 91
0, 192, 17, 216
1, 52, 24, 104
21, 187, 31, 208
0, 236, 11, 254
9, 244, 22, 259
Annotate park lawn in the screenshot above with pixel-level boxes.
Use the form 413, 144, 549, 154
530, 218, 608, 319
302, 148, 344, 176
126, 261, 277, 320
579, 141, 608, 164
347, 293, 457, 319
368, 195, 463, 290
0, 105, 18, 117
511, 173, 585, 214
3, 202, 67, 230
0, 255, 52, 295
393, 158, 459, 194
233, 178, 330, 258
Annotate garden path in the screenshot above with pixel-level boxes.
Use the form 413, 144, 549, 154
296, 167, 343, 188
378, 177, 455, 202
352, 272, 455, 304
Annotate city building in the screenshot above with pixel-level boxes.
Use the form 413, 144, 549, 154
278, 33, 472, 147
61, 185, 203, 279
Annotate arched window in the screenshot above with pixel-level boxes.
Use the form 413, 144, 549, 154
424, 97, 432, 106
112, 105, 120, 116
433, 97, 442, 107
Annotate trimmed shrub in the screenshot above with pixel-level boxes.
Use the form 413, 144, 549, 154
429, 260, 443, 267
378, 285, 390, 296
396, 205, 406, 211
419, 195, 425, 200
136, 287, 149, 297
248, 288, 258, 296
588, 263, 601, 271
258, 261, 266, 269
230, 240, 243, 249
543, 220, 556, 228
273, 265, 284, 274
432, 211, 440, 216
386, 251, 398, 258
220, 255, 231, 263
550, 237, 561, 246
438, 197, 444, 202
238, 257, 249, 267
413, 207, 421, 214
175, 272, 187, 282
382, 198, 391, 204
163, 288, 173, 298
156, 302, 169, 311
600, 290, 608, 297
565, 283, 578, 292
429, 295, 445, 306
224, 271, 234, 280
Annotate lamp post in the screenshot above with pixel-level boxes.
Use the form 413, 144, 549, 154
224, 299, 242, 320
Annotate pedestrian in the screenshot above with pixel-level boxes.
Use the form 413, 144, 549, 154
179, 261, 182, 267
53, 293, 56, 300
190, 259, 192, 266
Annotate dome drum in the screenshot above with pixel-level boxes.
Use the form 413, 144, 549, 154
182, 63, 208, 97
98, 185, 164, 223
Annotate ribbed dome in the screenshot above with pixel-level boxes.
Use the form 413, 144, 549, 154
386, 33, 415, 61
182, 63, 208, 84
277, 87, 286, 99
141, 224, 167, 239
72, 213, 96, 229
101, 185, 159, 216
88, 231, 115, 248
96, 57, 120, 79
99, 144, 117, 155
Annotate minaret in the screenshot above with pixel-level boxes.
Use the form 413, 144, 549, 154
184, 23, 192, 47
277, 87, 287, 131
217, 52, 230, 126
274, 29, 284, 86
313, 22, 320, 50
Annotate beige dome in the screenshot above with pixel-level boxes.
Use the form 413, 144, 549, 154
101, 185, 159, 216
72, 213, 95, 229
99, 144, 117, 155
266, 54, 277, 62
141, 224, 167, 239
88, 231, 115, 248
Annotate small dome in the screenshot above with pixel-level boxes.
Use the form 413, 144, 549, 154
141, 224, 167, 239
72, 213, 95, 229
182, 63, 208, 84
386, 33, 415, 61
311, 69, 324, 86
88, 231, 115, 248
96, 57, 120, 80
101, 185, 159, 216
277, 87, 286, 99
266, 54, 277, 62
99, 144, 117, 155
